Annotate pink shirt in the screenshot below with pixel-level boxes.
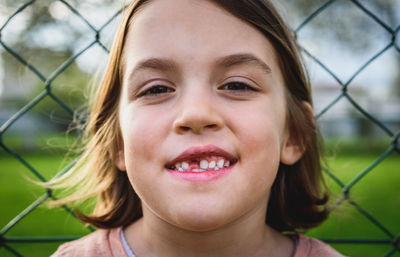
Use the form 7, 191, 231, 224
51, 227, 344, 257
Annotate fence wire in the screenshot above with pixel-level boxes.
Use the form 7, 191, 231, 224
0, 0, 399, 256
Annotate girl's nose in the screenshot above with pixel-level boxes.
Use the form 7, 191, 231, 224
172, 93, 223, 135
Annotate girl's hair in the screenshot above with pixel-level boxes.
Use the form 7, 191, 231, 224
51, 0, 328, 232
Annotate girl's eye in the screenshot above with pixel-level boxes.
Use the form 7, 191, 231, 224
138, 85, 175, 98
219, 82, 257, 92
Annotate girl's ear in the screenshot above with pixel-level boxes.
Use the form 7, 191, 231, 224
115, 143, 127, 171
280, 102, 313, 165
280, 136, 304, 165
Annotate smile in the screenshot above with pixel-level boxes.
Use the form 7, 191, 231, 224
165, 145, 238, 181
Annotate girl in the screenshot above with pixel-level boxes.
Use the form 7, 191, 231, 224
51, 0, 344, 256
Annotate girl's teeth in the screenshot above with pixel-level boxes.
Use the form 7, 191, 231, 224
208, 160, 216, 169
200, 160, 208, 169
182, 161, 189, 170
173, 159, 232, 172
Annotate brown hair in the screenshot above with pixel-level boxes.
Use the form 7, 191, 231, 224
50, 0, 328, 232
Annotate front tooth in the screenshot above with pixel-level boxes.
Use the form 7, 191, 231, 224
175, 162, 182, 169
182, 161, 189, 170
217, 159, 224, 168
178, 167, 184, 171
200, 160, 209, 169
208, 160, 216, 169
224, 160, 230, 167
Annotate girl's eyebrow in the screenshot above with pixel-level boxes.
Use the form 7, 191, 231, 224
126, 58, 178, 82
216, 53, 272, 75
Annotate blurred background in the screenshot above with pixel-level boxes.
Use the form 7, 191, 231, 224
0, 0, 399, 256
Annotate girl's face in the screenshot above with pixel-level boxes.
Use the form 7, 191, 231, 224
117, 0, 302, 231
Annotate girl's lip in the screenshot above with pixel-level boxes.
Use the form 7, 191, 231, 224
166, 162, 236, 182
165, 144, 238, 168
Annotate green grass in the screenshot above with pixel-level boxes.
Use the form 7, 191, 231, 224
0, 153, 90, 257
0, 136, 399, 257
307, 153, 400, 257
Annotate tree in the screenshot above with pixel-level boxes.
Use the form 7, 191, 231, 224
1, 0, 123, 130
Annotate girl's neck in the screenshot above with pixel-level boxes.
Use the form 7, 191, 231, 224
124, 203, 294, 257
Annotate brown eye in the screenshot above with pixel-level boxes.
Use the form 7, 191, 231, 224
220, 82, 257, 92
138, 85, 175, 97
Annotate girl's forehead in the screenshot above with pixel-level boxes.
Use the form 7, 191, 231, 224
133, 0, 238, 29
130, 0, 266, 45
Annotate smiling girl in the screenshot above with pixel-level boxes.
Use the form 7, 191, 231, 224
51, 0, 344, 256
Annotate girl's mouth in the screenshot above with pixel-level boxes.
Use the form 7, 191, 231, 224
165, 145, 238, 182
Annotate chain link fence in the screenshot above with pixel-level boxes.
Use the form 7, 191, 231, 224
0, 0, 399, 256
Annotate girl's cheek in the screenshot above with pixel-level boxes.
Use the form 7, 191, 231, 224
122, 107, 168, 160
